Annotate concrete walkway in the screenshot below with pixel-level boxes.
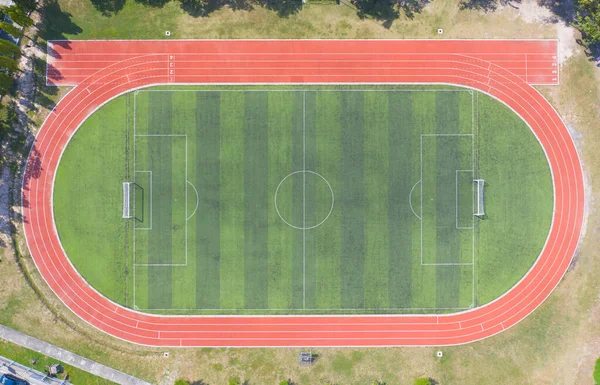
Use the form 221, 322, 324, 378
0, 325, 153, 385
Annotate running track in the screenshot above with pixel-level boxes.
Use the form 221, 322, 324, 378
22, 40, 583, 347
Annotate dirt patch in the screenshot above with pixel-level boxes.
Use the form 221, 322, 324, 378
514, 0, 576, 63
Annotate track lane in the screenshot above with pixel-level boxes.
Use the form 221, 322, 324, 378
22, 40, 582, 346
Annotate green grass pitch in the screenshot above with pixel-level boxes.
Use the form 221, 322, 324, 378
53, 86, 553, 314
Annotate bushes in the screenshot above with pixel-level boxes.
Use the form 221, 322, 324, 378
594, 358, 600, 384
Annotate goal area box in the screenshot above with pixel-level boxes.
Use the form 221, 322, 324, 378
474, 179, 485, 217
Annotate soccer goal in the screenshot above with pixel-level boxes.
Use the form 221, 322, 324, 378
474, 179, 485, 217
122, 182, 133, 218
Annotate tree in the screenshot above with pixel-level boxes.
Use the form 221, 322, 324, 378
279, 381, 290, 385
228, 377, 241, 385
14, 0, 37, 13
174, 379, 189, 385
3, 5, 34, 28
0, 40, 21, 57
0, 56, 20, 73
0, 21, 22, 38
576, 0, 600, 44
594, 357, 600, 384
0, 73, 15, 95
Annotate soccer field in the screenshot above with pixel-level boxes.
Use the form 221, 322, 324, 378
54, 86, 553, 315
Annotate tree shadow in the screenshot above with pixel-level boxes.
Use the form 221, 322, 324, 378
180, 0, 228, 17
350, 0, 429, 21
458, 0, 517, 12
190, 381, 209, 385
135, 0, 171, 7
179, 0, 254, 18
537, 0, 575, 25
577, 38, 600, 65
257, 0, 303, 17
89, 0, 127, 16
39, 1, 82, 42
397, 0, 430, 19
352, 0, 399, 20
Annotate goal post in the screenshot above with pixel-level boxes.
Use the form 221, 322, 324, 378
474, 179, 485, 217
122, 182, 133, 218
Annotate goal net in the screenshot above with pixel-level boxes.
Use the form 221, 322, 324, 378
474, 179, 485, 217
122, 182, 133, 218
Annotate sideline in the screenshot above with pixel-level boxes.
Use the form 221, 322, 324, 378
0, 325, 153, 385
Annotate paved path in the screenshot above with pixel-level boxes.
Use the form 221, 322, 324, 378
0, 325, 153, 385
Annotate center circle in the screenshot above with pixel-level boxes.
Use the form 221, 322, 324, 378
274, 170, 335, 230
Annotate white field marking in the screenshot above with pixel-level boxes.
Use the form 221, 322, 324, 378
408, 180, 422, 220
525, 54, 528, 84
134, 306, 473, 311
274, 170, 335, 230
133, 91, 137, 309
186, 180, 199, 220
137, 89, 473, 92
421, 263, 473, 266
455, 170, 474, 230
134, 171, 153, 230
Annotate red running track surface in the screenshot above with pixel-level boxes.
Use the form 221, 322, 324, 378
23, 39, 582, 347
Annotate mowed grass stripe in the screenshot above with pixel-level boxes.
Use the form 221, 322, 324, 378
243, 92, 269, 309
387, 92, 414, 308
363, 92, 389, 309
147, 92, 173, 309
195, 92, 221, 309
434, 92, 465, 308
313, 92, 341, 309
171, 91, 197, 309
339, 92, 365, 309
291, 93, 305, 309
267, 92, 297, 309
410, 92, 437, 308
303, 91, 318, 309
219, 92, 245, 309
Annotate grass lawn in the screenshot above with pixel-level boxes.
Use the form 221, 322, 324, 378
0, 339, 116, 385
53, 85, 552, 314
